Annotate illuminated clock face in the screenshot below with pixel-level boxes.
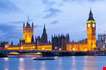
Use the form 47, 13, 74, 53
92, 24, 95, 27
87, 24, 90, 28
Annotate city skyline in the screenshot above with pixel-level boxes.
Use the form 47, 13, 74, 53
0, 1, 106, 70
0, 0, 106, 43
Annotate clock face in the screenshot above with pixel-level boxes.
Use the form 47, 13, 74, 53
92, 24, 95, 27
87, 24, 90, 28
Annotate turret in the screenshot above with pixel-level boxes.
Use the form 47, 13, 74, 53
41, 25, 48, 44
23, 21, 34, 43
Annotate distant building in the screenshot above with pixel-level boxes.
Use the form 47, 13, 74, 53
52, 34, 69, 50
0, 41, 8, 49
97, 34, 106, 49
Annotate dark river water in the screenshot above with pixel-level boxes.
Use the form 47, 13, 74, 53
0, 56, 106, 70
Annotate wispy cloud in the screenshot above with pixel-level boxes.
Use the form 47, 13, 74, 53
41, 0, 62, 18
50, 20, 58, 24
43, 7, 61, 18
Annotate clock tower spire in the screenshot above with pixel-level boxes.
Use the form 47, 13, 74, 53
87, 9, 96, 51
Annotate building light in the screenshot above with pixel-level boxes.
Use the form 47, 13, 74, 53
42, 48, 45, 50
59, 48, 62, 51
72, 48, 76, 51
55, 47, 58, 50
5, 44, 9, 48
20, 47, 23, 50
32, 46, 35, 49
84, 48, 87, 52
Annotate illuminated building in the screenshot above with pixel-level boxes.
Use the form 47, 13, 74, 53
5, 21, 52, 51
66, 10, 96, 52
87, 9, 96, 51
5, 10, 96, 52
23, 22, 34, 43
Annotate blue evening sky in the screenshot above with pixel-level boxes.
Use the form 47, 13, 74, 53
0, 0, 106, 43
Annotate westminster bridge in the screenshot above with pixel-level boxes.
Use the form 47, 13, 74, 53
1, 49, 106, 56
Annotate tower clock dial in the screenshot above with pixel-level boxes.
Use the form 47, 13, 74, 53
87, 24, 90, 28
92, 24, 95, 27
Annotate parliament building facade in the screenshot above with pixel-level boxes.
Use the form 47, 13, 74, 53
5, 10, 96, 52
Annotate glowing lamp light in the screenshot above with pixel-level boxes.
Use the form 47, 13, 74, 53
72, 48, 76, 51
20, 47, 23, 50
32, 46, 35, 49
55, 47, 58, 49
5, 44, 9, 48
42, 48, 45, 50
59, 48, 62, 51
84, 49, 87, 52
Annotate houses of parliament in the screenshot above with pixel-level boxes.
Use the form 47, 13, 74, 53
5, 10, 96, 52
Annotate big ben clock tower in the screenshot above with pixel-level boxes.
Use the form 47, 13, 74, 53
87, 9, 96, 51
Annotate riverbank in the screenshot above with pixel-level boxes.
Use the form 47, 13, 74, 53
1, 51, 106, 58
0, 53, 7, 57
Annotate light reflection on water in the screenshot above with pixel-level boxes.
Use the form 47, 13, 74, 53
0, 56, 106, 70
4, 58, 9, 70
84, 56, 97, 70
57, 57, 63, 70
19, 58, 25, 70
72, 56, 76, 70
40, 61, 46, 70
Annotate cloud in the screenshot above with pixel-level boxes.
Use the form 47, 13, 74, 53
41, 0, 62, 18
63, 0, 104, 2
0, 0, 20, 13
50, 20, 59, 24
43, 7, 61, 18
41, 0, 56, 6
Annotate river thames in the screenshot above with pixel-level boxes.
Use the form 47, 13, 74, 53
0, 56, 106, 70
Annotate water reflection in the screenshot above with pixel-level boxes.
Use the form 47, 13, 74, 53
19, 58, 25, 70
0, 56, 106, 70
58, 57, 63, 70
4, 58, 9, 70
4, 58, 9, 61
40, 61, 46, 70
72, 56, 76, 70
84, 56, 97, 70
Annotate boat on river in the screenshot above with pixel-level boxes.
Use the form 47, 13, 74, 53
33, 56, 58, 60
